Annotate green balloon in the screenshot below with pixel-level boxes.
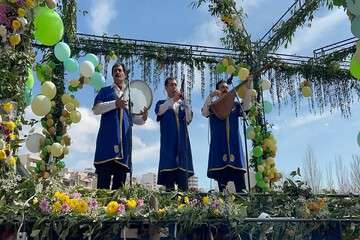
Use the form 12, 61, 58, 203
54, 42, 71, 62
351, 16, 360, 38
350, 57, 360, 79
64, 58, 79, 73
215, 64, 226, 73
263, 100, 273, 114
333, 0, 344, 6
255, 172, 263, 182
24, 86, 32, 106
25, 68, 35, 89
84, 53, 99, 66
90, 72, 105, 91
253, 146, 263, 158
347, 0, 360, 15
34, 8, 64, 46
256, 180, 267, 190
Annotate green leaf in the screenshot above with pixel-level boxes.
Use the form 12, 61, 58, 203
30, 229, 41, 237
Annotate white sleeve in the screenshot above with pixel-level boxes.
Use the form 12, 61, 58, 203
157, 99, 174, 116
132, 114, 145, 125
184, 104, 193, 124
92, 100, 117, 115
201, 95, 212, 117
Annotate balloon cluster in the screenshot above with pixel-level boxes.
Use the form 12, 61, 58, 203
0, 101, 18, 168
220, 14, 243, 32
247, 104, 281, 191
215, 57, 250, 80
53, 42, 105, 91
300, 80, 312, 97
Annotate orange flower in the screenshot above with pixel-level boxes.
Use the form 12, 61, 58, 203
12, 20, 21, 30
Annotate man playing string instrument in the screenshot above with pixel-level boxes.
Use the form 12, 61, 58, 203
201, 76, 253, 193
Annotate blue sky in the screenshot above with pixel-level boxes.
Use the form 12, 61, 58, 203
22, 0, 360, 190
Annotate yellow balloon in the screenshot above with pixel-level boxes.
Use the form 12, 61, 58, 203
41, 81, 57, 100
70, 110, 81, 123
51, 143, 63, 157
31, 95, 51, 117
301, 86, 312, 97
61, 94, 72, 105
221, 58, 229, 66
71, 98, 80, 108
65, 103, 75, 112
226, 65, 236, 74
238, 67, 249, 80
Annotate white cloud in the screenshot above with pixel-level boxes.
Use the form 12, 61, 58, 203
237, 0, 266, 13
68, 107, 100, 153
273, 111, 332, 130
279, 9, 347, 55
188, 18, 222, 47
88, 0, 117, 35
133, 117, 159, 131
132, 141, 160, 163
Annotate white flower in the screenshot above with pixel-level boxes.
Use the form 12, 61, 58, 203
0, 25, 7, 43
18, 17, 28, 27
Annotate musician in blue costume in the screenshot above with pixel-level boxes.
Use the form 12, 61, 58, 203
155, 77, 194, 191
92, 63, 148, 189
201, 77, 253, 192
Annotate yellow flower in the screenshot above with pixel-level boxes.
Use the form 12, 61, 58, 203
74, 200, 88, 214
9, 133, 17, 140
106, 201, 119, 215
25, 0, 35, 8
69, 199, 78, 210
17, 8, 26, 17
213, 208, 221, 216
184, 196, 190, 205
53, 201, 62, 213
0, 150, 7, 160
12, 20, 21, 30
54, 191, 62, 199
32, 197, 38, 205
126, 198, 137, 209
8, 34, 21, 47
7, 156, 16, 166
157, 208, 166, 216
202, 196, 209, 205
3, 121, 16, 131
2, 102, 13, 113
178, 204, 185, 210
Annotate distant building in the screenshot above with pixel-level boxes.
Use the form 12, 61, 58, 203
60, 168, 97, 189
188, 175, 199, 190
140, 172, 158, 190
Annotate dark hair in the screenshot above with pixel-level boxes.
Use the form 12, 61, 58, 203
164, 77, 176, 87
216, 80, 226, 90
112, 63, 128, 79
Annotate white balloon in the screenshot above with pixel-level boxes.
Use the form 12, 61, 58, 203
41, 81, 57, 100
260, 79, 271, 91
80, 60, 95, 78
26, 132, 45, 153
31, 95, 51, 117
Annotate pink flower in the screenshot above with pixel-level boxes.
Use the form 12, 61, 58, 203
88, 198, 98, 211
137, 199, 144, 207
117, 203, 125, 215
0, 4, 15, 28
39, 199, 50, 213
211, 200, 220, 209
61, 202, 71, 214
71, 192, 82, 199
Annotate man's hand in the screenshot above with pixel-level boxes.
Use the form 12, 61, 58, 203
115, 98, 127, 109
210, 90, 222, 98
140, 106, 148, 121
173, 91, 182, 102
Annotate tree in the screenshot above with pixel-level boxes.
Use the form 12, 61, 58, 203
334, 155, 351, 193
350, 155, 360, 193
302, 146, 322, 193
325, 160, 335, 192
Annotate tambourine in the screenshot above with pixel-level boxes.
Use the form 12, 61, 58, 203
123, 80, 153, 115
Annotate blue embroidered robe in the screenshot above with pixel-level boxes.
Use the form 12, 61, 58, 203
207, 102, 246, 183
155, 100, 194, 185
93, 86, 132, 171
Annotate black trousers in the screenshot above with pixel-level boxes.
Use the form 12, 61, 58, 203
162, 170, 189, 192
95, 161, 127, 190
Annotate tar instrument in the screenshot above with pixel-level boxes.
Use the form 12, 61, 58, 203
209, 80, 249, 120
209, 61, 274, 120
123, 80, 153, 115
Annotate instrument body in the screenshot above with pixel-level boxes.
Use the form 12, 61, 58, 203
210, 80, 249, 120
123, 80, 153, 115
